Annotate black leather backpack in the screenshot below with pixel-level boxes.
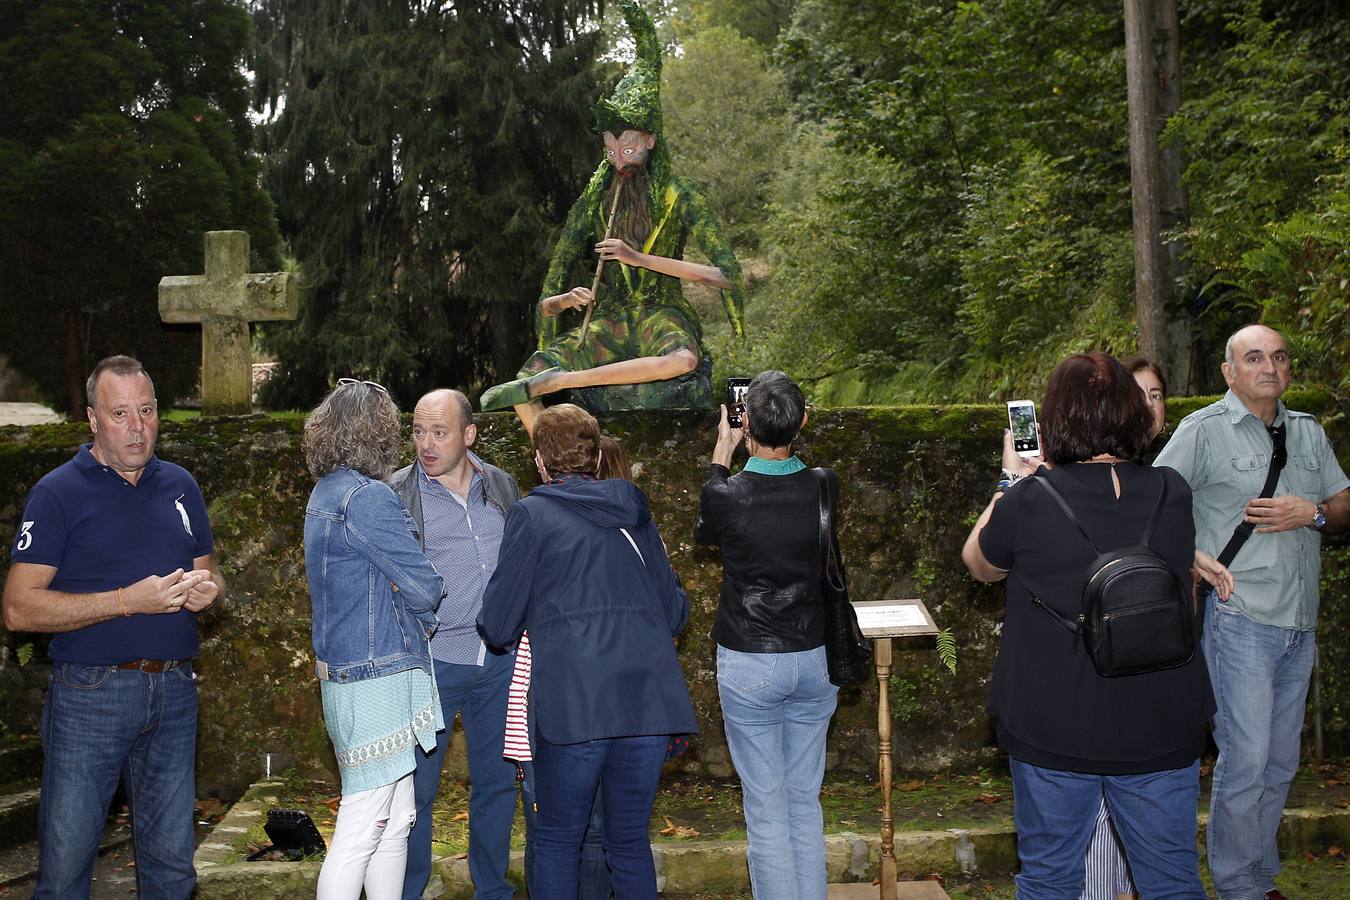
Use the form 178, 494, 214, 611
1028, 471, 1196, 678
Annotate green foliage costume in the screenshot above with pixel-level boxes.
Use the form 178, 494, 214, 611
480, 0, 746, 412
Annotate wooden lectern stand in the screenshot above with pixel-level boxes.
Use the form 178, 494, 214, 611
828, 599, 948, 900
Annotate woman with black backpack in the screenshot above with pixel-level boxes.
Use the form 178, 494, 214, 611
961, 353, 1214, 899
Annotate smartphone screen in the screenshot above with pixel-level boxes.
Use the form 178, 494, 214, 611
726, 377, 751, 428
1007, 400, 1039, 457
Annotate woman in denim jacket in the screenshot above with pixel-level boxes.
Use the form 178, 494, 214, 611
303, 379, 447, 900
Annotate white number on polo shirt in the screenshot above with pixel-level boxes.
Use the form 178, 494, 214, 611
16, 521, 34, 551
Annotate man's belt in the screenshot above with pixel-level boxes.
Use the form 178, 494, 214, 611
116, 658, 189, 673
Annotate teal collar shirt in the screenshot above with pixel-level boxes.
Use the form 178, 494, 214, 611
741, 455, 806, 476
1154, 390, 1349, 630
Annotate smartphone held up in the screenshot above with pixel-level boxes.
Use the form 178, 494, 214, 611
726, 377, 751, 429
1006, 400, 1040, 458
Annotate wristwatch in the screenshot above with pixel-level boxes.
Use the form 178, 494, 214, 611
1311, 503, 1327, 531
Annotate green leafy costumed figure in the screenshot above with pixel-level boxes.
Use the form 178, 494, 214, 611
479, 0, 747, 434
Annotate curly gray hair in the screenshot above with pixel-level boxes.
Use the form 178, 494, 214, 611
303, 382, 402, 479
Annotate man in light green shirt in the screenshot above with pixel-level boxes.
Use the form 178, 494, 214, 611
1154, 324, 1349, 900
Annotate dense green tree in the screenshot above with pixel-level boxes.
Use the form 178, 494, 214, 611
662, 26, 789, 249
679, 0, 796, 48
0, 0, 281, 415
761, 0, 1131, 401
1166, 2, 1349, 394
252, 0, 608, 409
741, 0, 1347, 402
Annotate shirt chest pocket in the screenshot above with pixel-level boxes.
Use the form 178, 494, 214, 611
1229, 452, 1268, 494
1285, 454, 1322, 499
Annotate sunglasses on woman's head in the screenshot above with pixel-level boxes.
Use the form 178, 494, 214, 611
337, 377, 389, 395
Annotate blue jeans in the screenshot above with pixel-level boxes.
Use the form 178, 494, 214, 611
716, 645, 839, 900
531, 734, 667, 900
521, 762, 612, 898
1204, 594, 1315, 899
35, 661, 198, 900
1010, 758, 1205, 899
404, 654, 519, 900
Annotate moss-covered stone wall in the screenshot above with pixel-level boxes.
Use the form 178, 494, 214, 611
1, 396, 1346, 798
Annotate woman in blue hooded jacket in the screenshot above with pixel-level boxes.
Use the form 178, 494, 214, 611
478, 403, 695, 900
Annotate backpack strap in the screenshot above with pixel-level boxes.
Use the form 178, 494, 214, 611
1137, 473, 1169, 548
1029, 594, 1082, 637
1029, 472, 1102, 556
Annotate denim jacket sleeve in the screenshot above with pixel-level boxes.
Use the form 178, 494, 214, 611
345, 481, 445, 633
477, 501, 539, 652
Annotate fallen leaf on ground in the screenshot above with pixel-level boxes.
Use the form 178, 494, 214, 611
1327, 845, 1344, 858
897, 780, 924, 792
325, 795, 341, 813
976, 793, 1003, 804
658, 816, 700, 838
453, 811, 469, 822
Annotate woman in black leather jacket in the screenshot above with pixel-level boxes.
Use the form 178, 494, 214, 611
694, 370, 839, 900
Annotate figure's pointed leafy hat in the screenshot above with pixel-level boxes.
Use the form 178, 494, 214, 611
594, 0, 662, 136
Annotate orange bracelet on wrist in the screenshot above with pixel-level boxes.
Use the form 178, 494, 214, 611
117, 587, 130, 617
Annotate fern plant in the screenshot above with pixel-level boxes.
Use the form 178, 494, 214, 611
936, 628, 958, 676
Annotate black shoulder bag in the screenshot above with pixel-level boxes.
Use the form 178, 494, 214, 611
812, 468, 871, 686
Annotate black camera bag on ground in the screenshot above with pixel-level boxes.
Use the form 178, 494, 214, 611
1028, 470, 1196, 677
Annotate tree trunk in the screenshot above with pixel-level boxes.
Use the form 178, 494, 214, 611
1154, 0, 1195, 392
65, 309, 84, 417
490, 293, 530, 388
1124, 0, 1167, 370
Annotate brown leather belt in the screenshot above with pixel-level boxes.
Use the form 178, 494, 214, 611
117, 659, 188, 673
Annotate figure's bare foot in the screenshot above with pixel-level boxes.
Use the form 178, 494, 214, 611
514, 400, 544, 437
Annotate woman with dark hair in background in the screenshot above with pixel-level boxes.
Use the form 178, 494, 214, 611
598, 433, 632, 481
479, 405, 695, 900
962, 353, 1213, 898
303, 379, 447, 900
695, 370, 840, 900
1121, 356, 1167, 445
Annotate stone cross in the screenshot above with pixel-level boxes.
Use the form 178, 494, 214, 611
159, 231, 298, 416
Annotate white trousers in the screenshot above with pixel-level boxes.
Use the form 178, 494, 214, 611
316, 772, 417, 900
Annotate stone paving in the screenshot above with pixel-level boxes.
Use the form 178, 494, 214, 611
187, 777, 1350, 899
0, 404, 63, 426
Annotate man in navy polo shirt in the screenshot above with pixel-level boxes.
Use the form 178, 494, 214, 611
3, 355, 223, 900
